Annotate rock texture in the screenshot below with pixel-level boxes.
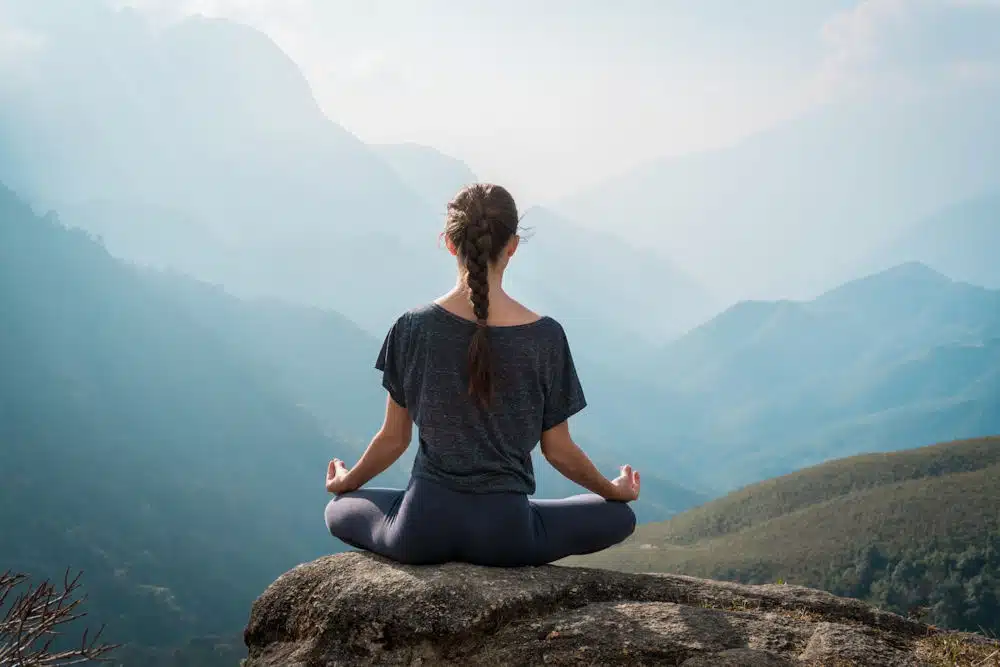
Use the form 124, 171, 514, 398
244, 552, 947, 666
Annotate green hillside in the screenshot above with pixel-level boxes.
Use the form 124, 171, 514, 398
568, 436, 1000, 635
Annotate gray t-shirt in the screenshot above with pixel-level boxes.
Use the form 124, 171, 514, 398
375, 303, 587, 495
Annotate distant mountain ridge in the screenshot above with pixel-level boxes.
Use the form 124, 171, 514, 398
858, 191, 1000, 290
556, 85, 1000, 303
645, 262, 1000, 490
0, 10, 450, 332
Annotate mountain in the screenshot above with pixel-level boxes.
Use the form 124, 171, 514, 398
0, 8, 451, 333
0, 6, 713, 370
140, 270, 387, 449
556, 85, 1000, 303
371, 142, 477, 212
566, 436, 1000, 636
647, 263, 1000, 491
0, 182, 408, 653
859, 191, 1000, 290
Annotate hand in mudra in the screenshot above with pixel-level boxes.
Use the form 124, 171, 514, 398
325, 459, 352, 495
610, 464, 640, 502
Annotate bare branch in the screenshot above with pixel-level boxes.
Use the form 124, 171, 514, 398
0, 568, 119, 666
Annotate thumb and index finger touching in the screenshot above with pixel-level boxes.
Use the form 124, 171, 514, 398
620, 463, 641, 497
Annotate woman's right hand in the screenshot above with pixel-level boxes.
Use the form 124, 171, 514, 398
325, 459, 353, 495
609, 464, 640, 502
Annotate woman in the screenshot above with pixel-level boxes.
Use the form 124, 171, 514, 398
324, 183, 640, 567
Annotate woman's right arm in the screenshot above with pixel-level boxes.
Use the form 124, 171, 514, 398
540, 422, 640, 501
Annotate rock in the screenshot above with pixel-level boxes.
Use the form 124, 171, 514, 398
243, 552, 938, 666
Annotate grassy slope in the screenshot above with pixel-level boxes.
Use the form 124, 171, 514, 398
567, 436, 1000, 583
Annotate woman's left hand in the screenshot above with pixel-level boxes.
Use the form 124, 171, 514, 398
325, 459, 353, 495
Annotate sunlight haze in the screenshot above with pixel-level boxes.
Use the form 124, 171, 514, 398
109, 0, 861, 202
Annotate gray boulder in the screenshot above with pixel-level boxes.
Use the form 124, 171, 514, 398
242, 552, 974, 666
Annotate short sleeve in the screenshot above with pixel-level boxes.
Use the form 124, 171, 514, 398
375, 316, 408, 408
542, 325, 587, 431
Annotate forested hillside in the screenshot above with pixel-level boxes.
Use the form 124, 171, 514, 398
0, 184, 362, 651
568, 436, 1000, 635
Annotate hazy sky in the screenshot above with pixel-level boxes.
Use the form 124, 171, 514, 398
6, 0, 1000, 203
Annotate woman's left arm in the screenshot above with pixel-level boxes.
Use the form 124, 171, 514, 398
328, 395, 412, 494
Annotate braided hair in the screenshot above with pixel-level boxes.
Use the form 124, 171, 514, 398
444, 184, 520, 407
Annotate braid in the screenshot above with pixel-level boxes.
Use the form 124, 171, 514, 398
442, 183, 520, 409
464, 217, 492, 324
464, 216, 493, 406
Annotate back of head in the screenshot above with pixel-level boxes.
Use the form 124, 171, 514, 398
443, 183, 520, 407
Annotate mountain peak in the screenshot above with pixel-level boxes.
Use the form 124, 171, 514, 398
876, 261, 951, 282
815, 261, 955, 308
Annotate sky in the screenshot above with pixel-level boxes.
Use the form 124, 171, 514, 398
5, 0, 1000, 203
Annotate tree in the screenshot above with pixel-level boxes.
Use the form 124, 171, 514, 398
0, 569, 119, 666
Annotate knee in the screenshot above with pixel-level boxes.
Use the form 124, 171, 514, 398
323, 496, 351, 538
611, 501, 637, 543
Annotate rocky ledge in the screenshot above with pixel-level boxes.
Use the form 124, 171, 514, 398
243, 552, 996, 666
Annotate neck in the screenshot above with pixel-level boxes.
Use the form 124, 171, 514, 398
454, 270, 505, 297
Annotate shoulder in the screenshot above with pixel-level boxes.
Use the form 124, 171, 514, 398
383, 303, 448, 342
398, 303, 448, 331
530, 316, 571, 349
386, 303, 433, 328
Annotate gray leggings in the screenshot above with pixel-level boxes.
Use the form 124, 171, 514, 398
324, 476, 636, 566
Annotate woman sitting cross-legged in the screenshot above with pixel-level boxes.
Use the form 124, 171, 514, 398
323, 183, 640, 567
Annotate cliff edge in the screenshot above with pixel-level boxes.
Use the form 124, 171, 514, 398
243, 552, 996, 666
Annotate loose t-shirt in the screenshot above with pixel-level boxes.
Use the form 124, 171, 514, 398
375, 303, 587, 495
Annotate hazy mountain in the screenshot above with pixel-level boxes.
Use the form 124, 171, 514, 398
0, 183, 371, 650
567, 436, 1000, 635
857, 191, 1000, 290
556, 85, 1000, 303
141, 270, 389, 450
371, 142, 477, 212
662, 262, 999, 398
648, 263, 1000, 490
0, 8, 451, 333
0, 6, 714, 372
